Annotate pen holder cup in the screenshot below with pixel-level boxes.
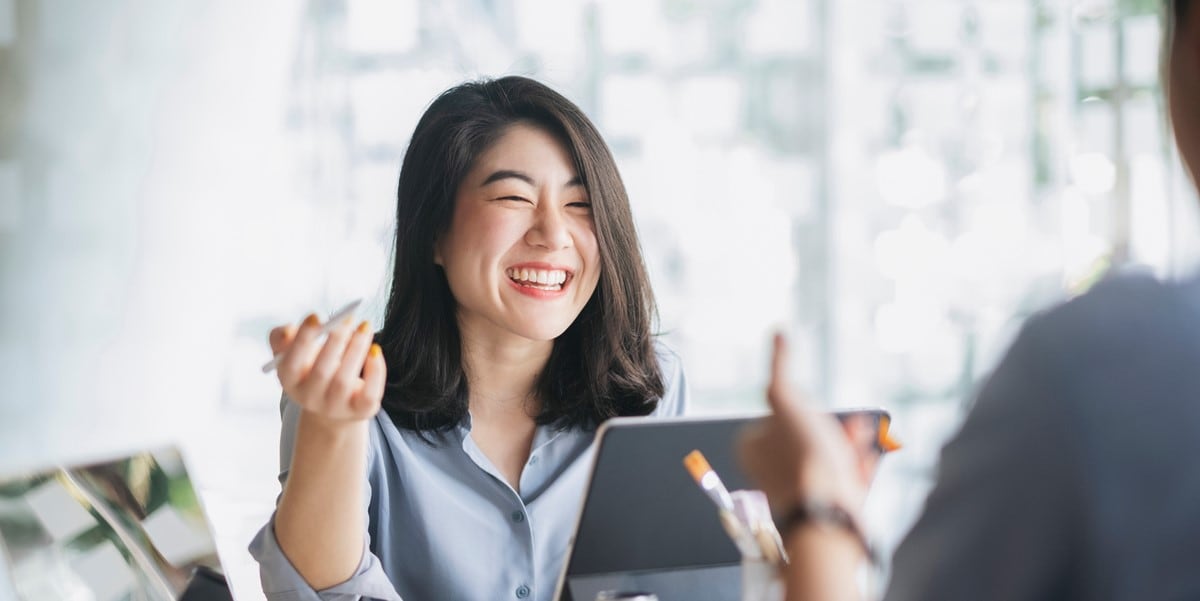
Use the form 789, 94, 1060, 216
741, 557, 784, 601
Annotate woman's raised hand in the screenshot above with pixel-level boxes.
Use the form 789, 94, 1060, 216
268, 314, 387, 424
738, 334, 866, 515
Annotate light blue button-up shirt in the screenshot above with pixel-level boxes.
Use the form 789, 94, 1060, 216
249, 343, 689, 601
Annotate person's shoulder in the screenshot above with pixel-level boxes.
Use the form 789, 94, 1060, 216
1028, 268, 1197, 344
1010, 268, 1200, 387
369, 409, 431, 451
652, 338, 682, 374
650, 338, 688, 416
1064, 267, 1187, 312
652, 337, 689, 392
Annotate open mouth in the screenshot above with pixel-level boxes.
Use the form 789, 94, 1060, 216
506, 267, 571, 292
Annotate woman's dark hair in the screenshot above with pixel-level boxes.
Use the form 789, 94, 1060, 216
376, 76, 664, 435
1166, 0, 1193, 79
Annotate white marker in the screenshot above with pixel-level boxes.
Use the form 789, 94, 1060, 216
261, 298, 363, 373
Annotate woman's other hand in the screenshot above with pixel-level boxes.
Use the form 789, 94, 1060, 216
838, 411, 889, 490
738, 334, 867, 517
268, 314, 387, 425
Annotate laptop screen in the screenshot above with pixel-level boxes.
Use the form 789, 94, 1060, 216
0, 447, 231, 601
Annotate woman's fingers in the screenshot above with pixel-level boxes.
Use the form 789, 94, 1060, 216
752, 332, 871, 511
739, 415, 815, 513
276, 314, 324, 390
840, 416, 883, 488
269, 324, 298, 355
328, 322, 373, 407
297, 316, 357, 407
269, 309, 383, 424
352, 343, 387, 416
858, 454, 882, 488
766, 333, 801, 417
736, 426, 767, 491
841, 414, 876, 452
767, 333, 787, 397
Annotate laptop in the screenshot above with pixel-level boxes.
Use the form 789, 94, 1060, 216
552, 414, 763, 601
0, 446, 233, 601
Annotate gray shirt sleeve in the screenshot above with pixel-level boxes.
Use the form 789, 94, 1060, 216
653, 341, 691, 418
884, 311, 1084, 601
248, 398, 404, 601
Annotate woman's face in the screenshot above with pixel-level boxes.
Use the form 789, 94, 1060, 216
435, 123, 601, 346
1170, 3, 1200, 186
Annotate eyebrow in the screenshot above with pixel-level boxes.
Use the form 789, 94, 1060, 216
480, 169, 584, 188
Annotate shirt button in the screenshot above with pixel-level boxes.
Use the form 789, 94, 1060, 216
516, 585, 531, 598
528, 455, 538, 465
511, 510, 525, 523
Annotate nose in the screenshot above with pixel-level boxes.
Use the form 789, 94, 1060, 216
526, 202, 572, 251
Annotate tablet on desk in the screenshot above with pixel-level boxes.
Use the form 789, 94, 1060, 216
553, 414, 763, 601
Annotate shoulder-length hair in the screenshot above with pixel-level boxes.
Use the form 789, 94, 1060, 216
376, 76, 664, 435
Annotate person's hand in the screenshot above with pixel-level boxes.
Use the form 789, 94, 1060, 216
268, 313, 387, 427
738, 334, 867, 517
838, 411, 887, 489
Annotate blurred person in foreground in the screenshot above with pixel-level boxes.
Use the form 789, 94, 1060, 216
740, 1, 1200, 599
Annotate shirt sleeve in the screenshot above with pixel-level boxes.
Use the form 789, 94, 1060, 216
653, 341, 691, 417
883, 312, 1084, 601
248, 396, 404, 601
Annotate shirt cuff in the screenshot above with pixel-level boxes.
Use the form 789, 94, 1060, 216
248, 512, 403, 601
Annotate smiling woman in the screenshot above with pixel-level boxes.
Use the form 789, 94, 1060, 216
248, 77, 689, 601
435, 124, 602, 366
383, 77, 667, 434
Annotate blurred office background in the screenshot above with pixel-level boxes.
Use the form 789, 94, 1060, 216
1, 0, 1196, 598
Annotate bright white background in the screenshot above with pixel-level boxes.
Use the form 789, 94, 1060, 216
1, 0, 1196, 599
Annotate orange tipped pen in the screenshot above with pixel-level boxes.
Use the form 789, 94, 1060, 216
683, 449, 734, 512
683, 450, 712, 483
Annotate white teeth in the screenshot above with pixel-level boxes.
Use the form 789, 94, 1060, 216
506, 268, 568, 287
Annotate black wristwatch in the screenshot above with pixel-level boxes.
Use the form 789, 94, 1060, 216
778, 500, 879, 565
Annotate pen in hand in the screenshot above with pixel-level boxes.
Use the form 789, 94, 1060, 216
261, 298, 364, 374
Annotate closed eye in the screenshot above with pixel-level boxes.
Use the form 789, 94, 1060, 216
497, 195, 533, 204
567, 201, 592, 209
